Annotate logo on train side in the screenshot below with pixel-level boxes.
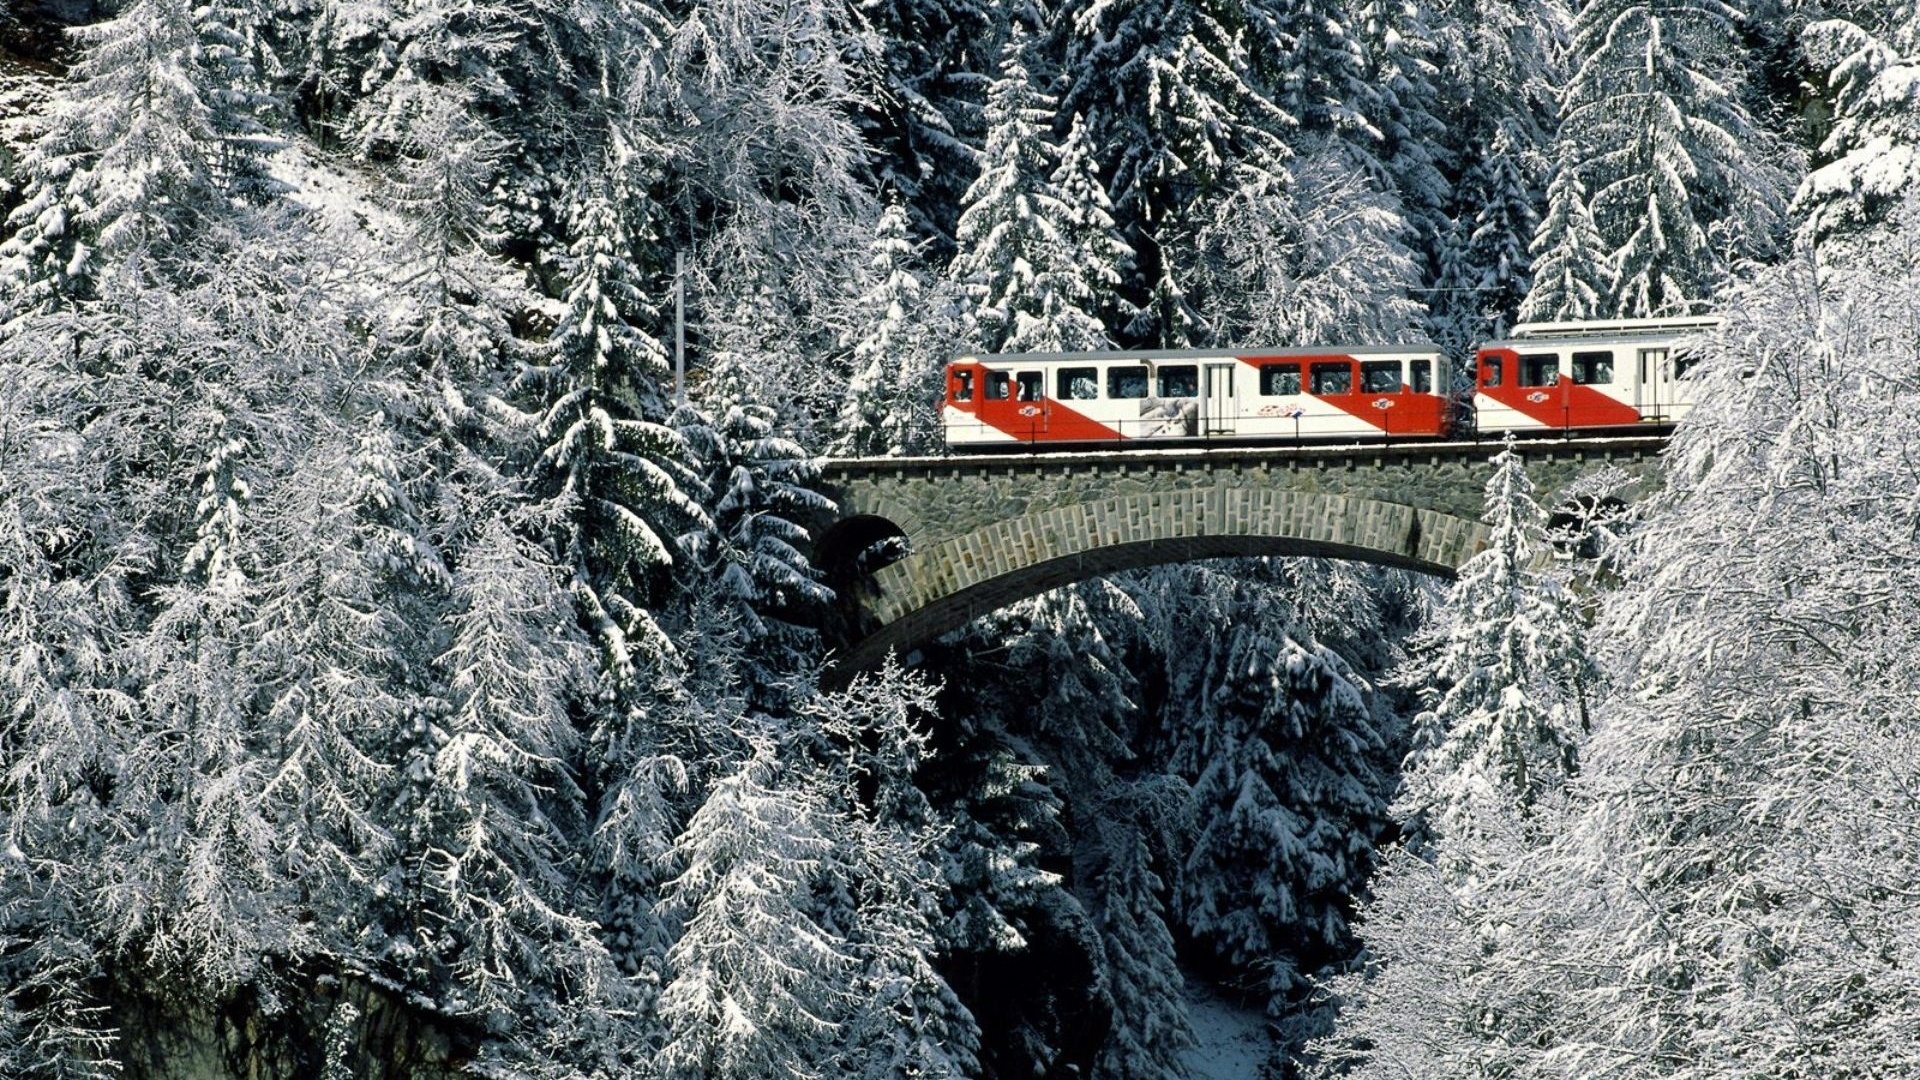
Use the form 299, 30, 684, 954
1526, 391, 1552, 403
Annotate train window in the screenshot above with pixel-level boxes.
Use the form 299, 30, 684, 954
1481, 356, 1503, 387
1571, 350, 1614, 385
1259, 363, 1302, 396
1362, 361, 1402, 393
1158, 365, 1199, 398
1108, 366, 1150, 398
1058, 367, 1099, 400
1411, 359, 1433, 393
1518, 353, 1559, 387
1674, 353, 1700, 379
986, 371, 1010, 400
952, 370, 974, 401
1311, 362, 1352, 395
1015, 372, 1044, 401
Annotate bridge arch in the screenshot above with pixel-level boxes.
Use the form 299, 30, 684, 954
816, 438, 1666, 672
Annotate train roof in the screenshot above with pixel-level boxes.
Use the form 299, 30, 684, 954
1507, 316, 1723, 340
1480, 317, 1725, 352
948, 343, 1446, 364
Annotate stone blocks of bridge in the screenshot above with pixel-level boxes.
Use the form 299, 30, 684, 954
871, 488, 1481, 625
819, 438, 1664, 668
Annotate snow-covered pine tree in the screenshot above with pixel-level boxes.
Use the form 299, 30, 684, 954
1453, 121, 1543, 338
1152, 565, 1397, 1045
347, 0, 519, 150
1548, 0, 1787, 316
246, 406, 433, 964
0, 0, 278, 309
1048, 114, 1135, 341
1518, 148, 1613, 322
1058, 0, 1294, 344
913, 661, 1095, 1078
523, 183, 705, 684
1352, 0, 1449, 257
1395, 436, 1593, 853
657, 741, 853, 1080
1259, 0, 1373, 152
675, 397, 835, 707
280, 0, 396, 148
857, 0, 995, 249
1092, 820, 1194, 1080
1424, 0, 1564, 348
411, 514, 612, 1023
951, 26, 1115, 353
196, 0, 284, 205
1797, 6, 1920, 240
836, 201, 954, 458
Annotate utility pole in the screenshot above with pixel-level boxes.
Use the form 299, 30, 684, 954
674, 249, 686, 405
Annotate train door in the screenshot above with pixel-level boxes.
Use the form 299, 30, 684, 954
1636, 347, 1671, 420
1013, 369, 1047, 441
1204, 363, 1236, 435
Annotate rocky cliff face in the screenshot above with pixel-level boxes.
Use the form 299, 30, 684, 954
106, 970, 470, 1080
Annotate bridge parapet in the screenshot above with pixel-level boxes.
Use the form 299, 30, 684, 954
816, 436, 1665, 670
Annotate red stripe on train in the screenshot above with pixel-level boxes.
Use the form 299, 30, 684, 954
1476, 347, 1641, 428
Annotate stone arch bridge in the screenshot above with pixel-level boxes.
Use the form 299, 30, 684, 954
812, 436, 1666, 671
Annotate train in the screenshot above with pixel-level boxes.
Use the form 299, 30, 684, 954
941, 317, 1721, 448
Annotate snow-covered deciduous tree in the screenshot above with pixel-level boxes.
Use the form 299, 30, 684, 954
1539, 202, 1920, 1079
0, 0, 279, 309
1323, 201, 1920, 1080
804, 660, 983, 1080
1308, 804, 1585, 1080
1189, 142, 1424, 346
657, 0, 877, 442
415, 515, 611, 1022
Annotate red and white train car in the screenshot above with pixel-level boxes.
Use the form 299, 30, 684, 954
942, 346, 1453, 448
1472, 317, 1720, 433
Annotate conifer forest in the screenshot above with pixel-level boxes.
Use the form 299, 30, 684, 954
1, 0, 1919, 1075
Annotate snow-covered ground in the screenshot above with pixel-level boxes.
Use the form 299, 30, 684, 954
0, 48, 58, 171
1182, 982, 1270, 1079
